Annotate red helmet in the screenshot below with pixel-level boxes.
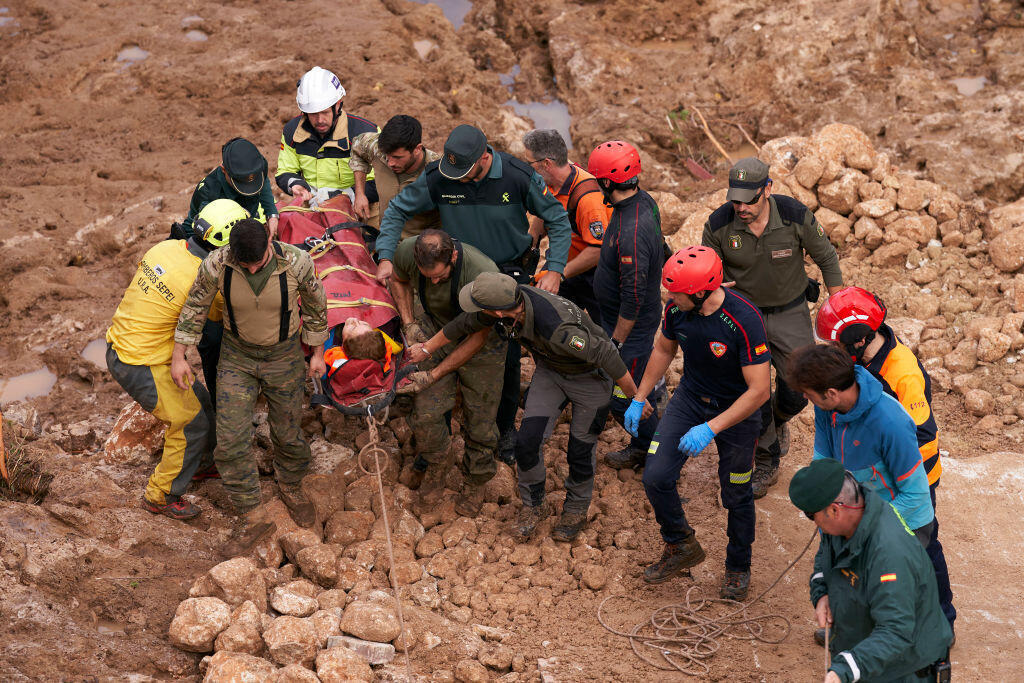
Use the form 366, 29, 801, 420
815, 286, 887, 344
662, 246, 723, 294
587, 140, 641, 183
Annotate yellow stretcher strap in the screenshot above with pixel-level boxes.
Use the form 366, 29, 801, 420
318, 264, 377, 280
327, 298, 397, 312
279, 205, 355, 220
310, 241, 366, 260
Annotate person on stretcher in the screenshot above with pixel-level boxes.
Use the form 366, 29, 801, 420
324, 317, 403, 375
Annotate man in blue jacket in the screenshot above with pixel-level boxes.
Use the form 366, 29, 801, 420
788, 343, 934, 540
790, 458, 952, 683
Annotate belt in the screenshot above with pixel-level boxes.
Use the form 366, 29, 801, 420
757, 292, 805, 315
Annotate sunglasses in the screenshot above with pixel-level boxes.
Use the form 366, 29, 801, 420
731, 186, 765, 206
804, 501, 865, 520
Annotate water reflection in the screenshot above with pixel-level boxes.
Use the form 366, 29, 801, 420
116, 46, 149, 64
81, 338, 107, 368
505, 98, 573, 149
409, 0, 472, 29
0, 368, 57, 406
950, 76, 987, 97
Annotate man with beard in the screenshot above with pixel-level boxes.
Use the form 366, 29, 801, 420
702, 157, 843, 498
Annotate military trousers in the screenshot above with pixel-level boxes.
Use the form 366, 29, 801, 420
214, 331, 310, 513
105, 343, 215, 505
410, 324, 504, 486
756, 300, 813, 470
514, 364, 612, 514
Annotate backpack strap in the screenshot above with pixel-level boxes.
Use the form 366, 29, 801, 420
565, 174, 602, 234
223, 268, 237, 336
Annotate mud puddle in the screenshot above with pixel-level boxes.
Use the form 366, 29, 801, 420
81, 338, 107, 368
505, 98, 573, 149
0, 368, 57, 406
410, 0, 472, 28
951, 76, 988, 96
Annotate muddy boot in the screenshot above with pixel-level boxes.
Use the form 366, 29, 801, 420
512, 504, 549, 541
551, 509, 587, 543
751, 464, 780, 500
141, 495, 201, 520
643, 534, 706, 584
407, 456, 429, 491
223, 506, 277, 559
279, 482, 317, 528
454, 482, 486, 518
497, 430, 517, 468
415, 462, 450, 511
720, 570, 750, 601
604, 445, 646, 470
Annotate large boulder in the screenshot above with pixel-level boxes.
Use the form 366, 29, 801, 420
103, 402, 163, 465
989, 225, 1024, 272
213, 623, 264, 656
263, 615, 320, 668
169, 597, 232, 653
191, 557, 268, 612
203, 651, 276, 682
316, 646, 374, 682
269, 580, 320, 617
340, 600, 402, 642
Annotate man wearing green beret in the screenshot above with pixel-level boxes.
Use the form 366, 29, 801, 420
790, 459, 952, 683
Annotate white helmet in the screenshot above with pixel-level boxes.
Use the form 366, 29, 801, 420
296, 66, 345, 114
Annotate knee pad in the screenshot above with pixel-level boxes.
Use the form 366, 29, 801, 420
566, 434, 595, 480
514, 415, 549, 471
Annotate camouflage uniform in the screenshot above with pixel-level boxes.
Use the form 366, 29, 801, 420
175, 242, 328, 513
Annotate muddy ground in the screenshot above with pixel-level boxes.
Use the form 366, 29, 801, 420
1, 0, 1023, 680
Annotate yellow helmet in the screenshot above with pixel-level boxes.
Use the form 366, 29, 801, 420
195, 199, 249, 247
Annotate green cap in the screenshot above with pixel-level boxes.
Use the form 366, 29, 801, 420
789, 458, 846, 516
440, 124, 487, 180
458, 272, 521, 312
726, 157, 770, 203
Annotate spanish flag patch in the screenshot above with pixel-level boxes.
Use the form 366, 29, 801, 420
754, 343, 768, 355
880, 573, 897, 583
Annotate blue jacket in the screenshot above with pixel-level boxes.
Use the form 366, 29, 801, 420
812, 366, 933, 530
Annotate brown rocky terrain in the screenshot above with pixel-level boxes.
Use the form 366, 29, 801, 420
2, 0, 1023, 680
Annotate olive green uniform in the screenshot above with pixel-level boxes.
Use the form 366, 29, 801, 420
175, 243, 328, 512
702, 195, 843, 469
446, 288, 627, 513
393, 237, 503, 484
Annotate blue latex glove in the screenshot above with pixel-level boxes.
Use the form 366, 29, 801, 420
679, 422, 716, 456
623, 399, 646, 437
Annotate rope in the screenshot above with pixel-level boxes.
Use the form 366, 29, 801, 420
597, 528, 820, 676
357, 408, 414, 681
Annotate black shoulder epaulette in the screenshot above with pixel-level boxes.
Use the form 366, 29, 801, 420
282, 116, 303, 144
505, 154, 536, 180
773, 195, 809, 225
707, 203, 736, 232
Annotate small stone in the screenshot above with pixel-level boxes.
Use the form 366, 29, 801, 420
263, 615, 319, 667
316, 589, 348, 611
204, 651, 276, 681
270, 663, 321, 683
478, 642, 515, 671
613, 530, 637, 549
416, 531, 444, 558
269, 580, 320, 617
509, 544, 541, 566
103, 402, 164, 464
896, 180, 928, 211
327, 635, 396, 664
340, 600, 401, 642
279, 529, 323, 563
977, 330, 1012, 362
301, 473, 347, 521
455, 659, 490, 682
201, 557, 268, 612
424, 632, 443, 650
792, 155, 824, 188
854, 198, 895, 218
990, 225, 1024, 273
473, 624, 511, 642
944, 340, 978, 374
317, 645, 374, 682
443, 517, 478, 547
310, 609, 342, 647
214, 623, 263, 655
580, 564, 607, 590
296, 544, 339, 587
965, 389, 995, 417
168, 597, 231, 653
817, 170, 867, 215
392, 559, 424, 585
325, 510, 375, 547
230, 601, 263, 633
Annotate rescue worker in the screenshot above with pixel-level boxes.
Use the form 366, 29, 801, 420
349, 114, 441, 234
106, 199, 245, 518
176, 137, 279, 239
521, 129, 610, 325
172, 218, 329, 556
410, 272, 644, 542
702, 157, 844, 498
814, 289, 955, 633
630, 247, 770, 600
588, 140, 666, 468
373, 124, 573, 464
390, 230, 504, 516
787, 343, 934, 543
276, 66, 380, 208
790, 458, 952, 683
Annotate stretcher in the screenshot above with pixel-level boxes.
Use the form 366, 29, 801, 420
277, 197, 413, 415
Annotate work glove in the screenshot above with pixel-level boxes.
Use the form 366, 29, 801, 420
678, 422, 715, 457
396, 370, 435, 396
403, 321, 428, 345
623, 399, 646, 437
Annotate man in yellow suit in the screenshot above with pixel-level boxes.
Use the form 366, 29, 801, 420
105, 199, 247, 519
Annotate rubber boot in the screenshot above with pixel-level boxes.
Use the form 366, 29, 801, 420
279, 482, 317, 528
222, 505, 277, 559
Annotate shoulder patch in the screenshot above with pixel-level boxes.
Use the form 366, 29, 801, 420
773, 194, 809, 225
588, 221, 604, 239
707, 203, 736, 232
569, 335, 586, 350
755, 343, 768, 355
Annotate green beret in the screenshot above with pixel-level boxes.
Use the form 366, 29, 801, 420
789, 458, 846, 515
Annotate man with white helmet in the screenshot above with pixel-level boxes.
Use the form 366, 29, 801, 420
106, 199, 246, 520
277, 66, 380, 208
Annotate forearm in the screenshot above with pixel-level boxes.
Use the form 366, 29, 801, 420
172, 342, 191, 361
611, 315, 636, 343
563, 247, 599, 279
353, 172, 367, 200
430, 329, 488, 380
707, 385, 768, 434
391, 278, 415, 324
422, 328, 456, 357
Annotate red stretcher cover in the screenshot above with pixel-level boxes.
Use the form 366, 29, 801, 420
277, 196, 411, 414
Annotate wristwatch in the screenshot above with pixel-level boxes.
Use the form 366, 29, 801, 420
611, 338, 624, 351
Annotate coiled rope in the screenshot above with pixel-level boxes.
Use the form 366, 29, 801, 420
357, 407, 414, 681
597, 528, 819, 676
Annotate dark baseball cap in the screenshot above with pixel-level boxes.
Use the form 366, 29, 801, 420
789, 458, 847, 516
726, 157, 770, 203
221, 137, 266, 196
458, 272, 521, 312
440, 124, 487, 180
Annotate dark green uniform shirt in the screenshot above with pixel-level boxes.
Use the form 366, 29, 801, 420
810, 488, 952, 683
180, 167, 278, 239
443, 287, 628, 379
392, 237, 499, 327
702, 195, 842, 308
